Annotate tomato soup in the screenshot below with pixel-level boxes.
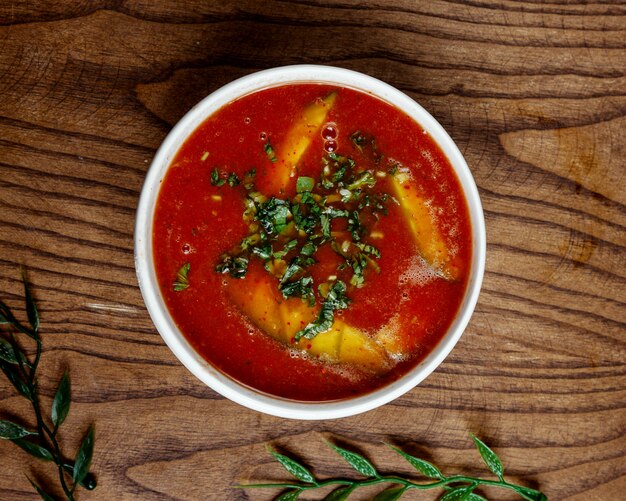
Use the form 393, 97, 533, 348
152, 84, 472, 401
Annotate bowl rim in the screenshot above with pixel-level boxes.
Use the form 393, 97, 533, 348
134, 64, 486, 420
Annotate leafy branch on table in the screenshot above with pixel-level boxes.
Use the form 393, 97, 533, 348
242, 435, 547, 500
0, 271, 96, 500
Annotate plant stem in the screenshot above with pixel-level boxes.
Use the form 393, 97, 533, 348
11, 333, 75, 500
244, 474, 538, 496
30, 372, 75, 499
2, 274, 97, 499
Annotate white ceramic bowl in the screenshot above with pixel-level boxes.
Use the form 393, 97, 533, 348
135, 65, 486, 420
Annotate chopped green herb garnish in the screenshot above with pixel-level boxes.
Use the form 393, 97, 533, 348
300, 242, 317, 256
240, 234, 261, 250
349, 253, 368, 288
347, 210, 364, 241
320, 214, 331, 240
264, 141, 278, 163
347, 171, 375, 191
227, 172, 240, 187
280, 276, 315, 306
324, 206, 350, 219
252, 244, 272, 261
215, 255, 249, 279
348, 130, 386, 165
355, 242, 381, 259
257, 197, 291, 235
210, 167, 226, 187
211, 168, 241, 187
214, 148, 392, 338
358, 193, 390, 213
280, 256, 316, 287
321, 152, 353, 188
349, 130, 367, 152
273, 239, 298, 259
243, 168, 256, 190
296, 176, 315, 193
295, 281, 350, 340
173, 263, 191, 291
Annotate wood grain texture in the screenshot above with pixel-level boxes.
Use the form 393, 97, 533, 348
0, 0, 624, 499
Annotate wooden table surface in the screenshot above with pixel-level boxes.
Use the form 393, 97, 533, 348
0, 1, 624, 500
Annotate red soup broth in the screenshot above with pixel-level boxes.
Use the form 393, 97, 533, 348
153, 84, 472, 401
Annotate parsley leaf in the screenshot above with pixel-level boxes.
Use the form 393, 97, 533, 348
215, 255, 249, 278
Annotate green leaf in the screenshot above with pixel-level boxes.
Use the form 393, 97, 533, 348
51, 371, 71, 429
323, 486, 354, 500
373, 486, 406, 500
467, 494, 487, 501
0, 338, 20, 364
28, 477, 55, 501
0, 338, 31, 369
22, 272, 40, 332
0, 359, 32, 399
63, 463, 97, 490
173, 263, 190, 291
440, 485, 475, 501
470, 434, 504, 480
1, 363, 32, 400
388, 445, 444, 480
0, 302, 35, 338
515, 485, 548, 501
0, 301, 15, 325
12, 438, 54, 461
329, 443, 377, 478
275, 490, 300, 501
269, 449, 315, 484
73, 426, 95, 486
0, 420, 37, 439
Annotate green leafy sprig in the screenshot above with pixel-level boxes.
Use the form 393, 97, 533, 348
0, 272, 96, 500
241, 435, 546, 501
